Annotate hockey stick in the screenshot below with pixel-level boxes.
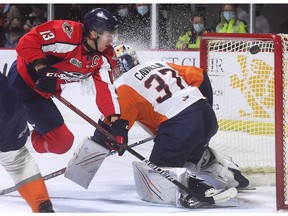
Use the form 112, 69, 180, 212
55, 95, 227, 207
0, 167, 66, 196
0, 136, 153, 196
55, 95, 116, 142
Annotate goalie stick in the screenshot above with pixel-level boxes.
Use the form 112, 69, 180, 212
124, 145, 237, 207
0, 137, 154, 196
55, 95, 236, 208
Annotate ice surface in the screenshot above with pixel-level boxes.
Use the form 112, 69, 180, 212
0, 122, 282, 214
0, 84, 284, 215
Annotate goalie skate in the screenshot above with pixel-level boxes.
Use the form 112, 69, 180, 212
186, 174, 238, 206
229, 168, 255, 190
185, 147, 252, 190
178, 185, 237, 208
178, 194, 202, 208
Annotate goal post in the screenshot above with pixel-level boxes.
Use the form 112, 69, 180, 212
200, 33, 287, 210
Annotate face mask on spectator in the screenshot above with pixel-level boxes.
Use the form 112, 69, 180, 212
223, 11, 235, 21
193, 24, 204, 33
137, 6, 149, 16
118, 8, 129, 17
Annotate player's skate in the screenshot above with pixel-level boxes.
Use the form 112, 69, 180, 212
38, 200, 54, 213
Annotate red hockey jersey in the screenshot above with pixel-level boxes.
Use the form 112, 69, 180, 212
16, 20, 120, 118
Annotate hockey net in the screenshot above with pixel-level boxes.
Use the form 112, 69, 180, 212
200, 33, 288, 210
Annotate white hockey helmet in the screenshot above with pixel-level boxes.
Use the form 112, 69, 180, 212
113, 44, 139, 79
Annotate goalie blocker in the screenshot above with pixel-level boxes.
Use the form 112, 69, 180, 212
64, 137, 110, 189
132, 161, 237, 208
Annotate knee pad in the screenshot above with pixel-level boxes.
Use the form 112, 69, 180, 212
32, 123, 74, 154
0, 145, 41, 185
0, 146, 52, 212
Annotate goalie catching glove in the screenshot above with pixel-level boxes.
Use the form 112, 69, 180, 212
91, 119, 129, 156
34, 67, 58, 98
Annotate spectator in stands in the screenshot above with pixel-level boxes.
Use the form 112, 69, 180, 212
129, 3, 168, 49
24, 4, 46, 33
4, 17, 25, 48
215, 4, 247, 33
237, 4, 270, 33
0, 4, 5, 25
0, 4, 6, 47
2, 4, 21, 30
115, 4, 135, 45
236, 5, 249, 27
254, 4, 270, 33
175, 13, 210, 49
31, 16, 46, 29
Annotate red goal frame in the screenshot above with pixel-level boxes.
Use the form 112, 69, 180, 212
199, 33, 286, 210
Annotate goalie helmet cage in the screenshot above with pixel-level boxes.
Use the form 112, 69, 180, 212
199, 33, 288, 210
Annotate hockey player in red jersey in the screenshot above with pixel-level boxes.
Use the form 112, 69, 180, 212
91, 45, 251, 208
7, 8, 129, 155
0, 73, 54, 212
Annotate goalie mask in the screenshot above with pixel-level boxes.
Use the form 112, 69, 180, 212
113, 44, 139, 80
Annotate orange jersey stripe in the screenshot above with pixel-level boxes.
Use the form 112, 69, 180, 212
117, 85, 168, 134
167, 62, 204, 87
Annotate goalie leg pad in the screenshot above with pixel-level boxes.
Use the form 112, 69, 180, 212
132, 161, 237, 208
64, 137, 110, 189
207, 147, 250, 189
132, 161, 189, 206
185, 147, 240, 189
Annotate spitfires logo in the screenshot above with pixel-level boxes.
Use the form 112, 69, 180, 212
62, 22, 74, 39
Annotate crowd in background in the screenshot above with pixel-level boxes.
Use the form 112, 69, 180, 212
0, 3, 287, 49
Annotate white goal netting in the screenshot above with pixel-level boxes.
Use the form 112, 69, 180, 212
200, 33, 288, 209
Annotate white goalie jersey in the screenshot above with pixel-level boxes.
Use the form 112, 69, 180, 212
113, 60, 206, 134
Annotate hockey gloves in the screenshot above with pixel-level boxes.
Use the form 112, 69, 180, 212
91, 119, 129, 156
34, 67, 58, 98
110, 119, 129, 146
91, 119, 114, 150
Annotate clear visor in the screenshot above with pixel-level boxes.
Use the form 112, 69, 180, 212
98, 30, 118, 45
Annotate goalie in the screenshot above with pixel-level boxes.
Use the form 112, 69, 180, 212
88, 44, 250, 208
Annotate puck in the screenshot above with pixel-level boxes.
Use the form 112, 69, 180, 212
249, 45, 260, 55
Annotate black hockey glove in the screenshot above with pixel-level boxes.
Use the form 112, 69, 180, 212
91, 119, 129, 156
110, 119, 129, 155
34, 67, 58, 98
91, 119, 114, 151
